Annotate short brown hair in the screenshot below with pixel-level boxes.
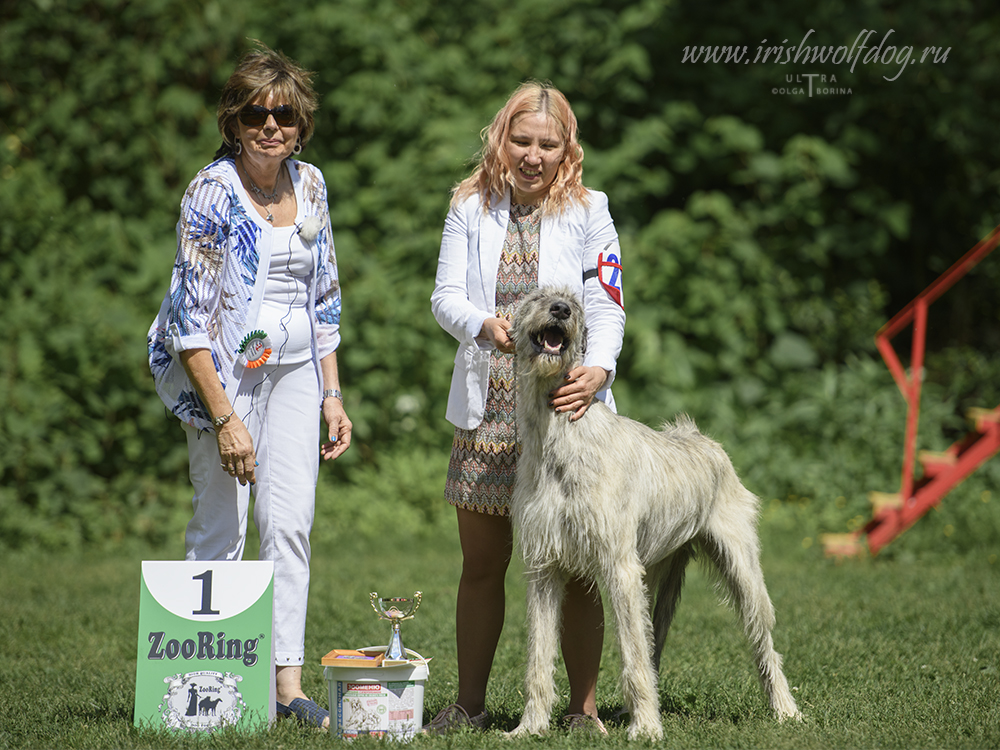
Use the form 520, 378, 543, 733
215, 41, 318, 159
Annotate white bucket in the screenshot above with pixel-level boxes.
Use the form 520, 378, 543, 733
324, 649, 429, 741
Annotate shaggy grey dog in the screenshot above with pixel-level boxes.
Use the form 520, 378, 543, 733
507, 286, 801, 740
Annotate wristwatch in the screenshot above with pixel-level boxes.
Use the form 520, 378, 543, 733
323, 389, 343, 403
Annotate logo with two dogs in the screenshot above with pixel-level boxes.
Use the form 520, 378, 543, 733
158, 671, 247, 730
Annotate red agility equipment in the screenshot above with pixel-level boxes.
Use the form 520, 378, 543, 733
824, 225, 1000, 557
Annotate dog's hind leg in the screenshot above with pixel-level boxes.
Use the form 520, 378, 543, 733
604, 555, 664, 740
509, 566, 567, 736
703, 501, 802, 722
649, 544, 693, 674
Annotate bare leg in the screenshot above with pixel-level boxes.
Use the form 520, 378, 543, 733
454, 508, 513, 716
561, 576, 604, 721
276, 664, 329, 729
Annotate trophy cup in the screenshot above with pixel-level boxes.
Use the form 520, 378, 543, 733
370, 592, 422, 661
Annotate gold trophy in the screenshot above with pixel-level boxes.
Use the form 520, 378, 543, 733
370, 592, 422, 661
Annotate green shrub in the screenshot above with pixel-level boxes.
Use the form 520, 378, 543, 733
2, 0, 999, 551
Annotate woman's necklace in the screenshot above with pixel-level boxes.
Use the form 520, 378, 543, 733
240, 157, 280, 222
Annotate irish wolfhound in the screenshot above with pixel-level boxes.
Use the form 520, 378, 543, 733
507, 286, 801, 740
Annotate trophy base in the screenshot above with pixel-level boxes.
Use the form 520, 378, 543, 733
385, 630, 407, 661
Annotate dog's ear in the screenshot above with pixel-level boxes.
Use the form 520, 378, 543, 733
581, 325, 588, 356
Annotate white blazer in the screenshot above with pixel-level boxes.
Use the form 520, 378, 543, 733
431, 189, 626, 429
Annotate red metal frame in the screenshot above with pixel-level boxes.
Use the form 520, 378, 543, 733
861, 224, 1000, 554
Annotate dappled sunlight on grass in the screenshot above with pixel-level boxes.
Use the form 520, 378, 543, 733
2, 533, 998, 748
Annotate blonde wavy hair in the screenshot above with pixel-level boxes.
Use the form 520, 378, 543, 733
452, 81, 588, 214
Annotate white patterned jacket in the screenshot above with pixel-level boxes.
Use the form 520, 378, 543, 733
147, 157, 341, 431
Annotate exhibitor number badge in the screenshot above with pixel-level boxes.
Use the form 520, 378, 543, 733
237, 330, 272, 369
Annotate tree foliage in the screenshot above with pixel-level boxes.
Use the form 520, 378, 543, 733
2, 0, 999, 549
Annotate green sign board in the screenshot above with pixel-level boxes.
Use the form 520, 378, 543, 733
134, 561, 275, 731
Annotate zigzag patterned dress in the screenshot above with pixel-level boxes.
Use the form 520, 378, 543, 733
444, 202, 541, 516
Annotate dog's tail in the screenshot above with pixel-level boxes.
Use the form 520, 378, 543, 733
660, 413, 700, 436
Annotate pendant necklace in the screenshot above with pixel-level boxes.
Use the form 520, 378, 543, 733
240, 157, 279, 222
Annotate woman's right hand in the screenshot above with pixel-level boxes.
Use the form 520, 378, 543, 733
178, 349, 257, 485
479, 313, 514, 353
216, 417, 257, 486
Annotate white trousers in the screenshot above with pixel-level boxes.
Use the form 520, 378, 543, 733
184, 360, 320, 666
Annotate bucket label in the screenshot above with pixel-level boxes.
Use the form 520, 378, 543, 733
336, 679, 419, 737
134, 561, 275, 731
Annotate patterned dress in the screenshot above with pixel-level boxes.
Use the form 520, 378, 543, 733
444, 202, 541, 515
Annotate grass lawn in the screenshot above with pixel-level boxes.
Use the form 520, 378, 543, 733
2, 517, 998, 749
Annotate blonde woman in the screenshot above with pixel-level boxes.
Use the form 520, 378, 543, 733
428, 81, 626, 734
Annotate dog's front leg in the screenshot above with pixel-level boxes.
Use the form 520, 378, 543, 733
508, 566, 567, 737
606, 557, 665, 740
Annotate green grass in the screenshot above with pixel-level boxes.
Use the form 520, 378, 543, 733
2, 516, 999, 749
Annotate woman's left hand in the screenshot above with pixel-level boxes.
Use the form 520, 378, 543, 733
549, 366, 610, 422
321, 397, 353, 460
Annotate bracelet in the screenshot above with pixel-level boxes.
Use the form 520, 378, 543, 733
212, 409, 235, 429
322, 389, 343, 403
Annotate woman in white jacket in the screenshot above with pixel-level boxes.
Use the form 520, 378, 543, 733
428, 81, 626, 734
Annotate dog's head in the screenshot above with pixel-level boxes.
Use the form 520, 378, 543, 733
511, 286, 586, 379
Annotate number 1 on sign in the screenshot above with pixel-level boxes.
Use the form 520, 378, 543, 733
192, 570, 220, 615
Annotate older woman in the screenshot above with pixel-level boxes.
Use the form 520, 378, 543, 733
427, 81, 626, 734
148, 44, 350, 728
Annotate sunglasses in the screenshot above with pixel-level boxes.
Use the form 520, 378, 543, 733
238, 104, 297, 128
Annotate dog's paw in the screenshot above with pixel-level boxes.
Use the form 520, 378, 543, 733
776, 707, 804, 723
627, 720, 664, 741
506, 718, 550, 738
504, 724, 539, 739
772, 694, 803, 723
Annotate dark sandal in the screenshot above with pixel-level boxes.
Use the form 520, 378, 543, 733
423, 703, 490, 734
277, 697, 329, 729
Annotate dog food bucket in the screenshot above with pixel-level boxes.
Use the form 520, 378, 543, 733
323, 649, 429, 741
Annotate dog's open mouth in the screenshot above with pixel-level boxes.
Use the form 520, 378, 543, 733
530, 327, 567, 356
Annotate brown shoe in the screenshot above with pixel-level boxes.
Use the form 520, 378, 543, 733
423, 703, 490, 734
562, 713, 608, 735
